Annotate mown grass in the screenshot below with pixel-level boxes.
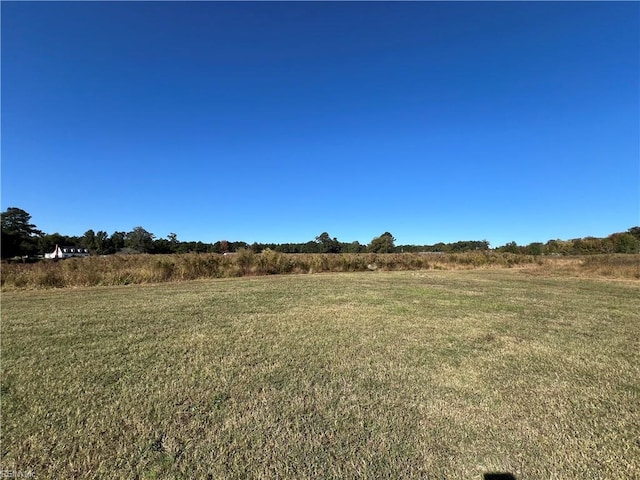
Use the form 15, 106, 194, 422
2, 252, 638, 290
2, 268, 639, 478
1, 271, 639, 479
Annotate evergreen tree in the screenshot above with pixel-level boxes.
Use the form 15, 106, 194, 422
1, 207, 42, 258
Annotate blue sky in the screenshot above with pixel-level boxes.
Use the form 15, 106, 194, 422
2, 2, 638, 247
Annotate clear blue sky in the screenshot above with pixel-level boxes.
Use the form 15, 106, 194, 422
2, 2, 638, 247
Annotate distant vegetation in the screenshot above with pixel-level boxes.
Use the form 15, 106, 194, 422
2, 251, 638, 290
2, 207, 639, 260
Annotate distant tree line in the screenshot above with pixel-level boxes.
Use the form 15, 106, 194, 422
2, 207, 639, 259
494, 229, 640, 255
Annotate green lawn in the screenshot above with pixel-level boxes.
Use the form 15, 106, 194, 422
1, 271, 638, 479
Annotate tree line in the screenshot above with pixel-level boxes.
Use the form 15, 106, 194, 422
1, 207, 639, 259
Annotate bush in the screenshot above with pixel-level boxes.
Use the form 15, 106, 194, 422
258, 249, 294, 275
236, 248, 256, 275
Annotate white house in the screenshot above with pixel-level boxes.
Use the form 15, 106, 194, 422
45, 245, 90, 259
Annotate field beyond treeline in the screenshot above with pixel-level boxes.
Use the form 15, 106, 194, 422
1, 252, 638, 290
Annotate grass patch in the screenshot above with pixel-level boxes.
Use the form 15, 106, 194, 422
1, 271, 639, 478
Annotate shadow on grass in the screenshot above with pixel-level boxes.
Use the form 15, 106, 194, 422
484, 473, 517, 480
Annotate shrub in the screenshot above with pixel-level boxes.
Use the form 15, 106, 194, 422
258, 249, 293, 275
35, 265, 66, 288
236, 248, 256, 275
153, 259, 176, 282
2, 252, 638, 290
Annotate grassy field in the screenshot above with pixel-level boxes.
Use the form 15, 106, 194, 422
1, 270, 639, 479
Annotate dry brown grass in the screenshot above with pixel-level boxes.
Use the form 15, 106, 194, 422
2, 253, 637, 291
525, 254, 640, 280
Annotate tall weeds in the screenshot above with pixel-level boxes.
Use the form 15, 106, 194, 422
2, 252, 638, 290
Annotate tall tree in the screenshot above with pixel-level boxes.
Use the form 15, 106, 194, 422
1, 207, 42, 258
368, 232, 396, 253
315, 232, 341, 253
125, 227, 155, 253
94, 231, 111, 255
167, 233, 179, 253
110, 232, 126, 252
81, 229, 97, 252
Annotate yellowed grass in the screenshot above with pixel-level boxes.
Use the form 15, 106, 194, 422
1, 271, 639, 478
2, 253, 638, 291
